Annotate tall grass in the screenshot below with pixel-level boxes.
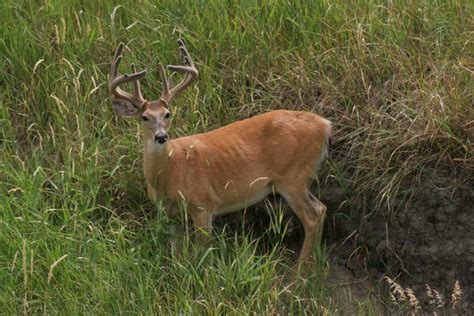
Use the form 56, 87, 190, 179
1, 0, 472, 313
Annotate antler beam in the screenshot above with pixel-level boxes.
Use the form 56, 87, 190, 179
159, 39, 198, 103
109, 42, 148, 108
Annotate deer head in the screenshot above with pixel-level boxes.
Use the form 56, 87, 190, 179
109, 39, 198, 145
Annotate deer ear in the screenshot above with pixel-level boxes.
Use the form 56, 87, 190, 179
112, 100, 139, 117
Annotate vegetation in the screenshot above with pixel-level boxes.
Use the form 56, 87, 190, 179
1, 0, 472, 314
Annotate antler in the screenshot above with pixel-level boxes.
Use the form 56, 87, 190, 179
109, 42, 148, 108
159, 39, 198, 103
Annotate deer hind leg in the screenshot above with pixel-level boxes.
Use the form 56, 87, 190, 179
277, 186, 327, 263
307, 192, 327, 247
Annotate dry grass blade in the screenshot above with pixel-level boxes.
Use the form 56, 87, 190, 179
425, 284, 435, 306
405, 288, 420, 311
47, 255, 69, 284
383, 276, 407, 304
22, 240, 27, 290
451, 280, 462, 310
433, 289, 445, 308
11, 250, 19, 273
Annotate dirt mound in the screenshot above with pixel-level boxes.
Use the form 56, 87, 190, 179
320, 174, 473, 313
361, 184, 473, 312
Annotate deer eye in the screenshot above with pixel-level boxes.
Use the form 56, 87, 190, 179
142, 116, 149, 122
164, 112, 171, 119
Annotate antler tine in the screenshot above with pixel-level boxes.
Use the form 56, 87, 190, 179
158, 63, 170, 100
131, 63, 145, 102
110, 42, 125, 78
109, 42, 148, 108
161, 39, 198, 102
178, 40, 194, 64
168, 39, 196, 71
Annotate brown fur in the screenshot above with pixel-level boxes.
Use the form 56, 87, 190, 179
143, 108, 332, 263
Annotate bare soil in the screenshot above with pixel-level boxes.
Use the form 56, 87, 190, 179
322, 174, 474, 314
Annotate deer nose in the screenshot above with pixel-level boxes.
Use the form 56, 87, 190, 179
154, 133, 168, 144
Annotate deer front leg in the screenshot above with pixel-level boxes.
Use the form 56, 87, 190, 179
146, 183, 158, 202
190, 209, 214, 243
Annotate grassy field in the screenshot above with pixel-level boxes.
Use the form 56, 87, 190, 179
1, 0, 472, 314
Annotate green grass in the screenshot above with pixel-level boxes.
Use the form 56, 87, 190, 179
1, 0, 472, 314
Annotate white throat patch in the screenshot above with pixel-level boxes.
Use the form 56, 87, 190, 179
146, 138, 166, 153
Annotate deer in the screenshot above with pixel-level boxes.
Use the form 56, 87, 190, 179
108, 39, 332, 264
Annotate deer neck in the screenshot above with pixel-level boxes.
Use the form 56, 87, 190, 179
143, 135, 173, 194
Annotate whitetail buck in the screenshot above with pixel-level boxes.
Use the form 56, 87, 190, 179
109, 40, 332, 263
